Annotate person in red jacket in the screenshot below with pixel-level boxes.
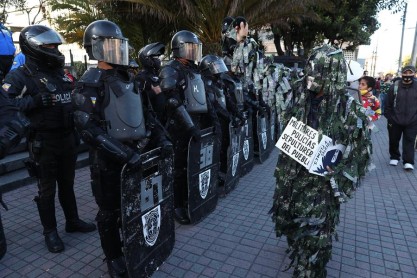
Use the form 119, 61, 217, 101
359, 75, 381, 122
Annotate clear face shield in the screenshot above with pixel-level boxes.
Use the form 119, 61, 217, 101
209, 59, 228, 74
28, 29, 65, 47
179, 42, 202, 62
91, 37, 129, 66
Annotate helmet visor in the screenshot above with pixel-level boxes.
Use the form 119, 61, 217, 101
179, 42, 202, 61
92, 37, 129, 65
28, 29, 65, 46
208, 59, 228, 74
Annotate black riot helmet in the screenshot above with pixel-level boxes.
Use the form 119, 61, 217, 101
199, 55, 228, 76
83, 20, 129, 66
138, 42, 165, 71
171, 30, 202, 62
19, 25, 65, 69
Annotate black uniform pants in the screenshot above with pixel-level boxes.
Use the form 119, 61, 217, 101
29, 132, 78, 232
388, 121, 417, 164
90, 156, 123, 259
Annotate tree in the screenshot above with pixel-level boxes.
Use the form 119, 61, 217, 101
47, 0, 408, 57
271, 0, 407, 56
46, 0, 101, 46
1, 0, 47, 25
46, 0, 174, 54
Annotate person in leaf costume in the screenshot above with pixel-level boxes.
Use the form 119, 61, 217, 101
271, 44, 372, 277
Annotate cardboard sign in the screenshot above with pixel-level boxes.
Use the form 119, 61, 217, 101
276, 117, 345, 176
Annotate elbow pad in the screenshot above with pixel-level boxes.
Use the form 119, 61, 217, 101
175, 105, 195, 130
73, 110, 91, 130
159, 66, 179, 91
72, 93, 94, 130
80, 131, 133, 164
167, 98, 195, 130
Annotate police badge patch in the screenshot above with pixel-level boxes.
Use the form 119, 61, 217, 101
199, 169, 211, 199
2, 83, 11, 92
141, 205, 161, 247
90, 97, 97, 107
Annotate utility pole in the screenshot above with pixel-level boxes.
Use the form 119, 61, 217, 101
398, 2, 407, 73
372, 43, 378, 77
411, 21, 417, 67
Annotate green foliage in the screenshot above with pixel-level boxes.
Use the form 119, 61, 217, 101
37, 0, 408, 58
46, 0, 101, 47
402, 55, 417, 68
72, 60, 87, 78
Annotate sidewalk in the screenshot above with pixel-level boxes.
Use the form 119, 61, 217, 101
0, 116, 416, 278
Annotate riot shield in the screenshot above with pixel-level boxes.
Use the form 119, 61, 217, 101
187, 127, 220, 224
0, 211, 6, 261
240, 112, 254, 176
121, 148, 175, 278
221, 122, 242, 195
254, 110, 270, 163
0, 193, 7, 261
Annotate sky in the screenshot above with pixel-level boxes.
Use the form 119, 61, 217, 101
358, 0, 417, 75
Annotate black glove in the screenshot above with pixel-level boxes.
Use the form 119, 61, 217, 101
252, 100, 260, 111
232, 117, 242, 128
160, 141, 173, 158
127, 151, 141, 171
188, 127, 201, 142
34, 93, 57, 107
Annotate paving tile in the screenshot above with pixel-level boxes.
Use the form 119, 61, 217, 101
1, 118, 417, 277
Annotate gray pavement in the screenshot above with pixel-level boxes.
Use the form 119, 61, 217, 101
0, 116, 416, 278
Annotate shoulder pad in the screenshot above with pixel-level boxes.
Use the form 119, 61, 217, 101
78, 68, 104, 87
159, 65, 179, 91
159, 64, 179, 79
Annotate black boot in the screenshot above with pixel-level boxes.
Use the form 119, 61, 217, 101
65, 219, 96, 233
174, 208, 190, 224
44, 229, 64, 253
35, 197, 64, 253
107, 256, 127, 278
59, 193, 96, 233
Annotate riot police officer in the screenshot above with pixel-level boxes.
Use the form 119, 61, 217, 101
0, 92, 30, 260
3, 25, 96, 254
200, 55, 243, 190
136, 42, 166, 122
72, 20, 172, 277
200, 55, 230, 125
159, 30, 218, 224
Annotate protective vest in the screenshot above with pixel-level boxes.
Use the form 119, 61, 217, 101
24, 66, 74, 132
183, 71, 208, 113
103, 75, 146, 142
